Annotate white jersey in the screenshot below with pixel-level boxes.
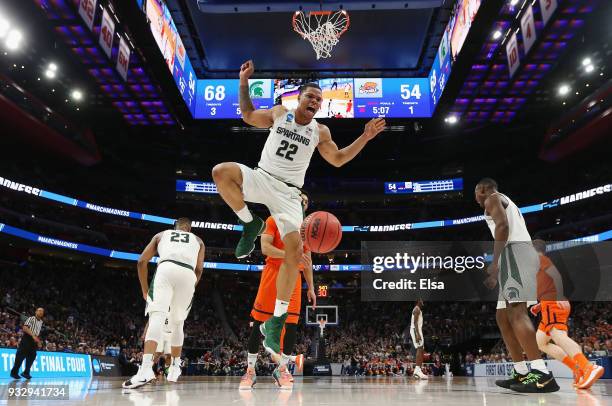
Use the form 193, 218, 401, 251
410, 305, 423, 333
484, 192, 532, 242
157, 229, 201, 269
258, 109, 320, 188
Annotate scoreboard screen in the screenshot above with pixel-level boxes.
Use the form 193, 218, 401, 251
141, 0, 483, 120
176, 180, 218, 194
195, 79, 275, 119
385, 178, 463, 194
353, 78, 431, 118
194, 77, 432, 119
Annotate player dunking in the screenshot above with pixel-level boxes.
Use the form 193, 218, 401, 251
123, 218, 205, 389
530, 239, 604, 389
410, 299, 427, 379
240, 192, 315, 390
212, 60, 386, 359
475, 179, 559, 393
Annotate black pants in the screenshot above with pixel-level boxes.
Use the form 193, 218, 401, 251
11, 336, 37, 376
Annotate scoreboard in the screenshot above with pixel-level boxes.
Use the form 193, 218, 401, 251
139, 0, 490, 121
176, 180, 217, 194
194, 77, 432, 119
385, 178, 463, 194
353, 78, 431, 118
195, 79, 275, 119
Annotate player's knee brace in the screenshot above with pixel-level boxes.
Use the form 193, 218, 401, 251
248, 321, 262, 354
145, 311, 167, 343
170, 320, 185, 347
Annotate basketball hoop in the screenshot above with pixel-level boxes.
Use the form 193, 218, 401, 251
292, 10, 350, 60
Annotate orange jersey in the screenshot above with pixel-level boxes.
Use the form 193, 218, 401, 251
262, 216, 307, 271
539, 301, 570, 333
537, 254, 561, 301
251, 216, 306, 324
537, 254, 570, 334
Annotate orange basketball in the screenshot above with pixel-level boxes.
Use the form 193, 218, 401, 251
300, 211, 342, 254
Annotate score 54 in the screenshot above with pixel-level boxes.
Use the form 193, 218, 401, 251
400, 84, 422, 99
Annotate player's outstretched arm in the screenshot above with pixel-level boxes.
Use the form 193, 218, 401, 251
239, 60, 286, 128
137, 232, 161, 301
317, 118, 386, 167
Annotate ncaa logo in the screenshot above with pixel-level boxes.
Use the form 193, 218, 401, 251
310, 217, 321, 239
286, 113, 294, 122
92, 358, 101, 373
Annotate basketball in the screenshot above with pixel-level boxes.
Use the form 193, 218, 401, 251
300, 211, 342, 253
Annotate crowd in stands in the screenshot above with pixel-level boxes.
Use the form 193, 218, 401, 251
0, 255, 611, 377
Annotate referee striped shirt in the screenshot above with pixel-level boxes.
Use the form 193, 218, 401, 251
24, 316, 43, 337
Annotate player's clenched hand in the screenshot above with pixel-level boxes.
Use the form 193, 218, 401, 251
307, 288, 317, 309
142, 289, 148, 301
484, 275, 498, 290
239, 60, 254, 82
363, 118, 386, 140
529, 303, 541, 316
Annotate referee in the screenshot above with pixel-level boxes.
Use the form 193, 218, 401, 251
10, 307, 44, 380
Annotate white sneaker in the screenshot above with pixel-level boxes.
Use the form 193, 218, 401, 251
122, 364, 156, 389
413, 367, 428, 380
167, 365, 182, 383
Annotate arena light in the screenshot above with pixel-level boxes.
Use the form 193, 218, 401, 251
4, 28, 22, 50
492, 30, 502, 40
444, 115, 458, 125
581, 57, 592, 67
70, 89, 83, 101
0, 17, 10, 38
44, 62, 58, 79
557, 84, 570, 96
509, 0, 520, 6
584, 64, 595, 73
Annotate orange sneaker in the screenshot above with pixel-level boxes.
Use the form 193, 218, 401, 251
577, 364, 604, 390
272, 365, 293, 390
573, 368, 584, 387
294, 354, 304, 373
239, 368, 257, 390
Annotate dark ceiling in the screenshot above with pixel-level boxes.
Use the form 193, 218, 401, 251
180, 0, 448, 75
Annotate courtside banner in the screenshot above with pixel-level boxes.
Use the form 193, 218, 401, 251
361, 241, 612, 301
0, 348, 92, 378
473, 358, 612, 379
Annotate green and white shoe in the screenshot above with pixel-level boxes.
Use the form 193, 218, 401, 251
235, 215, 265, 258
260, 313, 287, 356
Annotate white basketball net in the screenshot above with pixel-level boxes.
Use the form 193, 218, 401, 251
293, 10, 350, 60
